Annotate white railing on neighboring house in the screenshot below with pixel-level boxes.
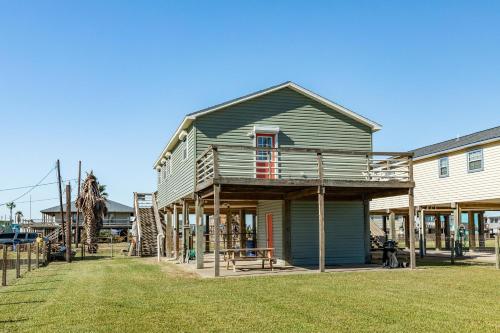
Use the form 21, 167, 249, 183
196, 144, 413, 185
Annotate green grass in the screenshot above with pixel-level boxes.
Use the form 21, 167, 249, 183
0, 250, 498, 332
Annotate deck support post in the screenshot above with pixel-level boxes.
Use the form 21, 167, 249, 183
205, 214, 210, 253
226, 205, 232, 250
444, 215, 450, 250
468, 211, 476, 250
408, 155, 416, 269
165, 211, 173, 258
363, 197, 371, 264
419, 209, 426, 258
404, 215, 410, 248
283, 200, 292, 266
195, 194, 204, 269
239, 209, 246, 250
382, 215, 388, 242
213, 184, 221, 277
453, 203, 461, 245
435, 214, 442, 250
174, 205, 179, 259
252, 214, 257, 248
478, 211, 485, 248
182, 200, 190, 263
318, 185, 325, 272
389, 211, 396, 241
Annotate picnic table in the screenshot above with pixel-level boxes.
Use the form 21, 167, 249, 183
222, 248, 275, 272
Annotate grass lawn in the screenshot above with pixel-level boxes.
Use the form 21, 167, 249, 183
0, 251, 498, 332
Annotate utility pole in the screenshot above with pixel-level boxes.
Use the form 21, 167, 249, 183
66, 183, 72, 263
75, 161, 82, 245
57, 159, 65, 245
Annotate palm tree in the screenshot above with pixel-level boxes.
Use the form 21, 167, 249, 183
6, 202, 15, 223
15, 211, 23, 224
98, 184, 108, 198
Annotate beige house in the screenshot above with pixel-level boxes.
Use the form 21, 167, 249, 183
371, 126, 500, 251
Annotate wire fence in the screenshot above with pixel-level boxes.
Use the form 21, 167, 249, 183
1, 242, 48, 287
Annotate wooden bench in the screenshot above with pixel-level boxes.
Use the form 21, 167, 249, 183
222, 248, 275, 272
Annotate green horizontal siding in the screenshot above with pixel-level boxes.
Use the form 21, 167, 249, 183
195, 87, 372, 156
157, 125, 196, 209
291, 201, 365, 266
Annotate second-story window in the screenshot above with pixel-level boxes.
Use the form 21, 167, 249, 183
183, 137, 188, 160
439, 157, 449, 178
468, 149, 483, 172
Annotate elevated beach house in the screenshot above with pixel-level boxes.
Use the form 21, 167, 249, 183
371, 126, 500, 252
154, 82, 415, 276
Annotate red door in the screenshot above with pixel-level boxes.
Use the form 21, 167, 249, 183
266, 213, 273, 253
256, 133, 276, 179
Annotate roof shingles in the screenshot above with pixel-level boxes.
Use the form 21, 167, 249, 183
411, 125, 500, 158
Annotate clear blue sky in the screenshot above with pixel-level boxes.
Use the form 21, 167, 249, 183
1, 1, 499, 219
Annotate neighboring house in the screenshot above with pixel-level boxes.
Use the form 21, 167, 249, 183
371, 126, 500, 250
40, 199, 134, 228
154, 81, 415, 276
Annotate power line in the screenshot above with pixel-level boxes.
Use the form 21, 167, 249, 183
0, 178, 78, 192
11, 197, 59, 204
0, 164, 57, 207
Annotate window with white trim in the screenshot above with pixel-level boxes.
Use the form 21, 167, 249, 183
467, 149, 483, 172
157, 169, 161, 184
439, 157, 449, 178
182, 136, 188, 160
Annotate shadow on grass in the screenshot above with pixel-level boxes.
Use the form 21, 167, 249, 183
14, 280, 63, 286
0, 318, 28, 324
0, 288, 56, 294
0, 300, 45, 306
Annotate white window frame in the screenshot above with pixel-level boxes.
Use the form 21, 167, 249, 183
438, 157, 449, 178
467, 149, 484, 173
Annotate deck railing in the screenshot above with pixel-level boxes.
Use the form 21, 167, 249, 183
196, 145, 413, 185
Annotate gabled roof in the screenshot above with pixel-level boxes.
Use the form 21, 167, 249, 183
411, 125, 500, 159
41, 199, 134, 214
154, 81, 382, 168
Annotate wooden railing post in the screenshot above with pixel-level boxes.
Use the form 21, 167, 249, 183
408, 156, 416, 269
214, 184, 221, 277
212, 146, 219, 180
15, 245, 20, 278
36, 242, 40, 268
317, 152, 325, 272
366, 154, 371, 181
28, 243, 32, 272
2, 245, 7, 286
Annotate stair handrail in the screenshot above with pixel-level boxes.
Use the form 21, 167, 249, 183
133, 192, 142, 256
152, 192, 165, 261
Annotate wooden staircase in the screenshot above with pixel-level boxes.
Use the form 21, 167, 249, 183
134, 193, 164, 257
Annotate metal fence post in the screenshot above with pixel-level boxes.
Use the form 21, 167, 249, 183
110, 236, 113, 259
